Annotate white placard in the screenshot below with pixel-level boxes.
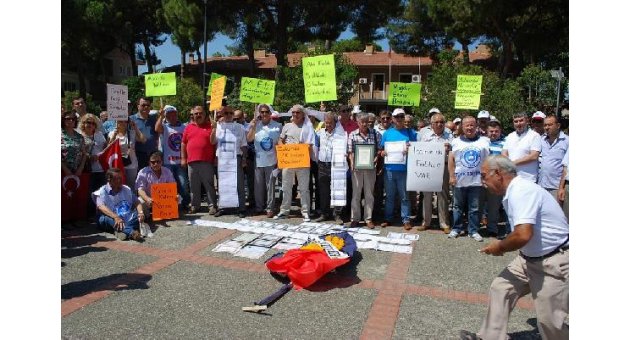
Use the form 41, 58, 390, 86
107, 84, 129, 121
384, 141, 406, 164
406, 142, 446, 192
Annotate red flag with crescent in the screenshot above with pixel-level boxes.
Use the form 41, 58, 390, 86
98, 139, 126, 182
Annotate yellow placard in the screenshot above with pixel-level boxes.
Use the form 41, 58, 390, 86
276, 144, 311, 169
454, 92, 481, 110
151, 183, 179, 221
209, 76, 226, 111
145, 72, 177, 97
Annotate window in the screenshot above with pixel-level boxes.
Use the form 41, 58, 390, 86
372, 74, 385, 91
399, 73, 412, 83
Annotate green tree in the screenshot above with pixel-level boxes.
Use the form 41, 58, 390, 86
159, 78, 205, 121
162, 0, 206, 79
517, 64, 568, 112
349, 0, 403, 45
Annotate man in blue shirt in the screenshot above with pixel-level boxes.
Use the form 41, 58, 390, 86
539, 115, 569, 201
130, 97, 159, 169
379, 108, 417, 230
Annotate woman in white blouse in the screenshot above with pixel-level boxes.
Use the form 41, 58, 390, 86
108, 119, 146, 186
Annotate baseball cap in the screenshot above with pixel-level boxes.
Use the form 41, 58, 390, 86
392, 108, 406, 117
429, 107, 441, 114
490, 115, 498, 122
477, 110, 490, 119
453, 117, 462, 124
532, 111, 546, 120
351, 105, 362, 114
164, 105, 177, 114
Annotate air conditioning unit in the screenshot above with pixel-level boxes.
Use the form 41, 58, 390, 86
358, 78, 368, 84
411, 74, 421, 83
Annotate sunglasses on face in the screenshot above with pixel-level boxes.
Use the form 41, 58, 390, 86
150, 160, 162, 164
85, 121, 96, 126
64, 117, 76, 121
259, 110, 270, 114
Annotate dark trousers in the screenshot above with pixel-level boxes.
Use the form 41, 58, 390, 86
317, 161, 341, 218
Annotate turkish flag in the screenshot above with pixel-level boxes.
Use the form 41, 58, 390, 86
265, 249, 350, 290
98, 139, 126, 183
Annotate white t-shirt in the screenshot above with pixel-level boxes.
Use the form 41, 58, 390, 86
503, 176, 569, 257
254, 120, 282, 167
108, 130, 137, 169
450, 136, 490, 187
503, 128, 542, 182
216, 122, 247, 156
160, 121, 187, 165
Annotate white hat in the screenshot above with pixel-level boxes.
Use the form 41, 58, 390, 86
392, 108, 406, 117
453, 117, 462, 124
429, 107, 441, 114
477, 110, 490, 119
532, 111, 546, 120
351, 105, 362, 114
164, 105, 177, 114
489, 115, 498, 122
149, 109, 159, 115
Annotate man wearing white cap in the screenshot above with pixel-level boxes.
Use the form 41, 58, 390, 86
531, 110, 546, 135
452, 117, 462, 138
502, 112, 542, 183
477, 110, 490, 136
155, 104, 189, 209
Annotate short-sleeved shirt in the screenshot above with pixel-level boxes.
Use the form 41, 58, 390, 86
340, 119, 359, 135
315, 128, 337, 162
379, 127, 417, 172
538, 131, 569, 189
489, 136, 505, 155
503, 176, 569, 257
503, 128, 542, 182
450, 135, 490, 187
280, 121, 315, 161
182, 122, 216, 163
348, 128, 381, 156
254, 120, 282, 168
102, 120, 116, 136
134, 166, 176, 196
160, 121, 187, 165
130, 112, 159, 154
215, 122, 247, 156
61, 130, 85, 172
95, 183, 137, 224
562, 149, 569, 182
81, 131, 107, 172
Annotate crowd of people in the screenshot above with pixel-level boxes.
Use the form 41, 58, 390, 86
61, 96, 570, 339
62, 96, 568, 243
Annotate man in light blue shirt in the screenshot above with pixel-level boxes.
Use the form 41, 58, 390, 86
538, 115, 569, 200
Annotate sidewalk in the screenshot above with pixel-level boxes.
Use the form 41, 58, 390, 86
61, 212, 541, 339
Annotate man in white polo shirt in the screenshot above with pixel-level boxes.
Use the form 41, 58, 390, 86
459, 155, 569, 340
502, 112, 542, 182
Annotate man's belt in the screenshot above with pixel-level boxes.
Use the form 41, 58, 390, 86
520, 242, 569, 262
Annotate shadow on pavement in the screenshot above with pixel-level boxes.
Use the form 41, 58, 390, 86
306, 251, 364, 292
62, 273, 152, 300
508, 318, 541, 339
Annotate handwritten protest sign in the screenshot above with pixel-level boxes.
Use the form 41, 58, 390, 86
145, 72, 177, 97
151, 183, 179, 220
388, 82, 421, 106
302, 54, 337, 103
107, 84, 129, 121
240, 77, 276, 104
454, 74, 483, 110
207, 72, 225, 95
406, 142, 446, 192
276, 144, 311, 169
209, 76, 226, 111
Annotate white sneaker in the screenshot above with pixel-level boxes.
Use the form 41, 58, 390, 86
273, 212, 288, 220
302, 213, 311, 222
448, 230, 459, 239
471, 233, 483, 242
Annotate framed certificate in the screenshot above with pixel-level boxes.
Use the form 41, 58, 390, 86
354, 144, 375, 170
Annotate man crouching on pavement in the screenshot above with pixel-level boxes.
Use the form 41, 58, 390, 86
95, 168, 145, 241
135, 150, 177, 219
459, 155, 568, 340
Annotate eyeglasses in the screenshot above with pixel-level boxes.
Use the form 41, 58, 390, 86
64, 117, 77, 121
259, 110, 270, 114
292, 111, 302, 114
150, 160, 162, 164
432, 121, 445, 124
380, 117, 391, 120
139, 103, 151, 107
193, 112, 204, 115
85, 121, 96, 126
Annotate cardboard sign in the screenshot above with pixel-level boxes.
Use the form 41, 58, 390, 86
454, 74, 482, 110
276, 144, 311, 169
107, 84, 129, 121
406, 142, 446, 192
388, 82, 421, 107
209, 76, 226, 111
302, 54, 337, 103
240, 77, 276, 104
145, 72, 177, 97
207, 72, 225, 95
151, 182, 179, 221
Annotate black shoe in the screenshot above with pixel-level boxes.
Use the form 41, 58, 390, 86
459, 330, 480, 340
238, 211, 247, 218
214, 209, 224, 217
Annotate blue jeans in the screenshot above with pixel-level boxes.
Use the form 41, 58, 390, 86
384, 170, 410, 223
452, 186, 481, 234
165, 164, 190, 207
97, 212, 140, 237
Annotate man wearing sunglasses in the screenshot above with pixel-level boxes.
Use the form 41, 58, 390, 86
135, 151, 177, 221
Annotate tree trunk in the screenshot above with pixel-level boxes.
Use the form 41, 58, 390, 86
460, 38, 470, 65
180, 50, 186, 79
197, 50, 203, 86
501, 39, 513, 78
142, 35, 154, 73
127, 42, 138, 76
324, 39, 331, 51
76, 53, 87, 98
275, 1, 289, 68
246, 21, 255, 75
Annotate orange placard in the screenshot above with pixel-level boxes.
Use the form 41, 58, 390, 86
276, 144, 311, 169
151, 183, 179, 221
209, 76, 226, 111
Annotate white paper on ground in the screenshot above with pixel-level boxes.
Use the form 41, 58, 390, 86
212, 240, 246, 254
232, 233, 260, 243
234, 245, 269, 259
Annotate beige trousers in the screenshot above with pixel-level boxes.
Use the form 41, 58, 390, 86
478, 249, 569, 340
421, 168, 450, 228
